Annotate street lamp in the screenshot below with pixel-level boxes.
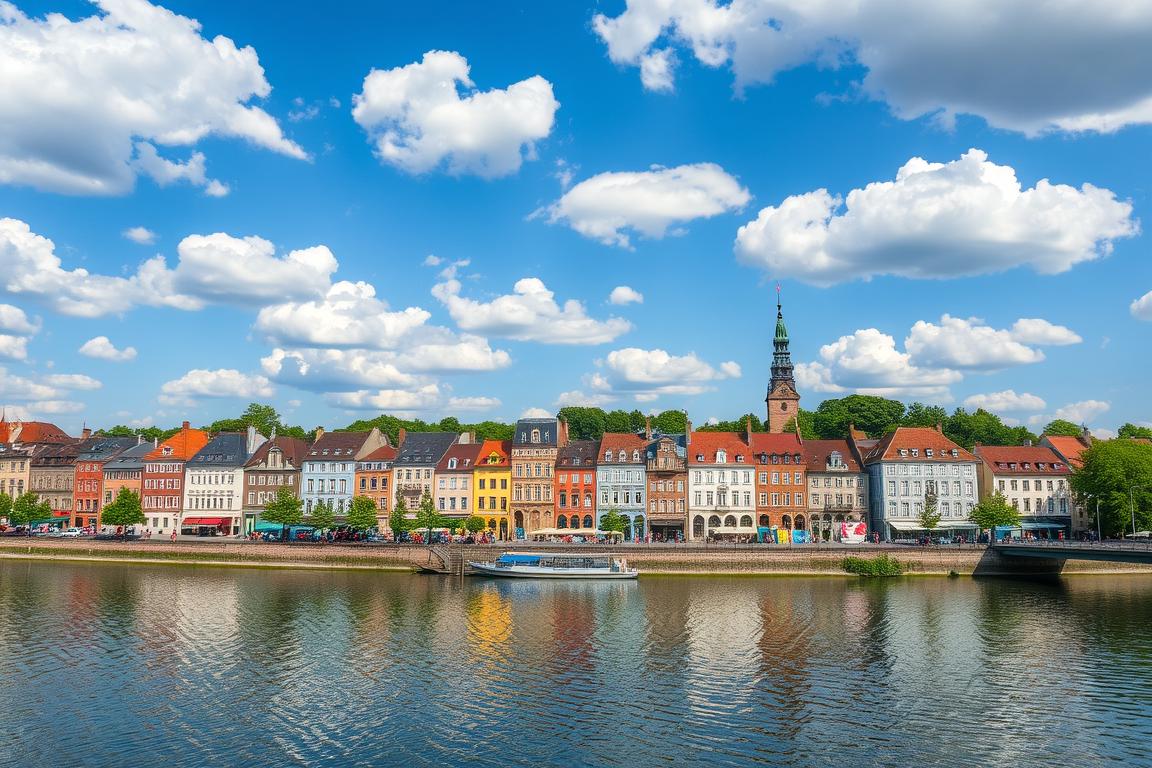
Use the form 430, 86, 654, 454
1083, 493, 1101, 542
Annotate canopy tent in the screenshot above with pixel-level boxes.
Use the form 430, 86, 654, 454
26, 518, 66, 527
1021, 522, 1068, 530
182, 517, 228, 526
890, 520, 976, 531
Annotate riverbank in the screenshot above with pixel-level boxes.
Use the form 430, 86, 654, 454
3, 537, 1151, 576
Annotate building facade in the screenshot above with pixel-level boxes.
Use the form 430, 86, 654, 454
645, 431, 687, 541
181, 429, 266, 537
974, 445, 1072, 537
596, 432, 648, 539
511, 418, 567, 536
72, 436, 137, 528
474, 439, 512, 539
750, 431, 807, 534
103, 442, 152, 528
244, 435, 310, 534
435, 442, 483, 521
765, 297, 800, 434
142, 422, 210, 537
354, 444, 398, 528
392, 431, 459, 514
687, 432, 756, 541
301, 428, 389, 517
30, 441, 81, 517
555, 439, 598, 531
802, 439, 869, 541
1041, 432, 1095, 531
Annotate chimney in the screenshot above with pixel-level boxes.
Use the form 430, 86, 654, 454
398, 427, 406, 446
1024, 439, 1032, 447
686, 418, 693, 444
81, 427, 92, 440
557, 417, 569, 446
136, 433, 143, 445
246, 425, 258, 453
182, 420, 190, 430
745, 416, 753, 443
645, 416, 652, 440
153, 437, 158, 448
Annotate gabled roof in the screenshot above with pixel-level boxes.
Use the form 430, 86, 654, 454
1041, 435, 1092, 469
974, 445, 1070, 475
246, 436, 311, 469
598, 433, 648, 463
103, 441, 154, 472
188, 433, 259, 469
512, 418, 559, 447
395, 432, 458, 466
358, 444, 399, 465
558, 440, 599, 467
76, 436, 138, 462
308, 431, 372, 459
0, 419, 72, 445
687, 432, 751, 464
862, 427, 974, 463
645, 433, 687, 460
30, 439, 84, 468
749, 432, 804, 461
802, 439, 863, 472
437, 442, 483, 472
145, 424, 209, 462
475, 439, 511, 469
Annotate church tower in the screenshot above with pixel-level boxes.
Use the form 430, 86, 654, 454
766, 288, 800, 433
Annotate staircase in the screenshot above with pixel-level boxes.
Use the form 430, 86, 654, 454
423, 545, 468, 575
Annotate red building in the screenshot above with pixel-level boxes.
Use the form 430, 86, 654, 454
141, 422, 209, 536
555, 440, 598, 531
71, 437, 137, 528
749, 431, 807, 532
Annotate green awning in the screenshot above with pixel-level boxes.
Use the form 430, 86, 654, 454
27, 518, 66, 527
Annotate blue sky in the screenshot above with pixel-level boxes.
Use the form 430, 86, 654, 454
0, 0, 1149, 435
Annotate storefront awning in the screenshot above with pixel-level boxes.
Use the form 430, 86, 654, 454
889, 520, 977, 531
183, 517, 227, 526
940, 521, 979, 529
888, 520, 922, 531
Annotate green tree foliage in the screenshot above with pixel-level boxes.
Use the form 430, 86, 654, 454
0, 491, 13, 524
943, 408, 1038, 449
903, 402, 949, 428
1043, 419, 1084, 437
205, 402, 313, 441
341, 413, 512, 444
557, 407, 607, 440
9, 492, 45, 526
842, 554, 904, 576
813, 395, 906, 439
346, 496, 380, 531
309, 500, 336, 532
918, 487, 941, 535
100, 425, 179, 442
782, 409, 817, 439
968, 491, 1021, 532
262, 486, 303, 539
649, 410, 688, 434
101, 488, 145, 529
699, 414, 764, 433
598, 508, 626, 533
464, 515, 487, 534
1070, 440, 1152, 536
389, 495, 411, 539
1118, 423, 1152, 440
414, 491, 441, 543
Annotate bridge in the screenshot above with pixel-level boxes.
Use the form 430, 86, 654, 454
988, 540, 1152, 574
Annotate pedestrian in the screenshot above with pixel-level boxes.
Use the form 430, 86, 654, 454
171, 529, 177, 542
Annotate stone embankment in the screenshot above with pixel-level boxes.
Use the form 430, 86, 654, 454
3, 537, 1151, 576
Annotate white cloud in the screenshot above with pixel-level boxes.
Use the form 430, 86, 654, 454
540, 163, 749, 248
0, 336, 29, 360
352, 50, 558, 178
593, 1, 1152, 135
448, 396, 501, 412
423, 255, 443, 267
0, 0, 305, 196
78, 336, 137, 362
328, 385, 443, 413
796, 328, 961, 400
160, 368, 273, 406
962, 390, 1047, 413
735, 149, 1136, 285
555, 389, 615, 408
255, 281, 431, 348
1028, 400, 1112, 428
1132, 290, 1152, 321
0, 366, 62, 401
433, 276, 631, 345
171, 233, 337, 304
0, 303, 38, 359
1092, 428, 1117, 440
122, 226, 157, 245
609, 286, 644, 306
905, 315, 1045, 371
1009, 318, 1082, 346
44, 373, 101, 391
571, 347, 740, 403
26, 399, 85, 414
520, 407, 553, 418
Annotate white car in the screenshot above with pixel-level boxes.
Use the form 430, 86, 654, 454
60, 527, 84, 538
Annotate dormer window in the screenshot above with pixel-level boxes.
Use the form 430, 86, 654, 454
632, 450, 640, 462
604, 450, 613, 461
898, 449, 908, 457
1023, 462, 1031, 470
531, 429, 541, 444
911, 449, 919, 457
1053, 463, 1062, 470
771, 453, 780, 464
735, 454, 745, 463
830, 451, 843, 468
696, 453, 704, 462
784, 454, 791, 464
925, 449, 934, 457
716, 450, 727, 464
162, 446, 173, 456
448, 458, 457, 469
322, 449, 329, 456
950, 449, 958, 457
1037, 462, 1046, 470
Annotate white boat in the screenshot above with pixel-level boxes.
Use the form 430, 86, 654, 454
468, 552, 638, 579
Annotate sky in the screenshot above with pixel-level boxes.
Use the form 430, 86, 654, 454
0, 0, 1149, 437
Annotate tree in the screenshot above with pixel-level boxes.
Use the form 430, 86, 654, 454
1043, 419, 1083, 437
101, 488, 145, 531
415, 491, 441, 544
904, 402, 949, 428
650, 410, 688, 435
944, 408, 1037, 449
464, 515, 487, 534
1070, 440, 1152, 536
262, 486, 303, 540
1118, 423, 1152, 440
968, 491, 1021, 534
346, 496, 380, 532
782, 409, 817, 439
598, 508, 626, 533
9, 492, 44, 527
309, 499, 336, 532
0, 491, 12, 525
918, 486, 941, 540
812, 395, 906, 439
389, 495, 410, 540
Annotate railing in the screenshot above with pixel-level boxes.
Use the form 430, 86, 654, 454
996, 539, 1152, 553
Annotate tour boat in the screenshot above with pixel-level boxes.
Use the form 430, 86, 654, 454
468, 552, 638, 579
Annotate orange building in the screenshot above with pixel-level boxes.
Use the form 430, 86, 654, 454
355, 443, 398, 525
71, 437, 138, 528
103, 441, 152, 515
142, 421, 209, 537
750, 431, 807, 532
555, 439, 598, 531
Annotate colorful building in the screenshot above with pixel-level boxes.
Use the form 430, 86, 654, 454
474, 439, 512, 539
72, 436, 138, 528
435, 441, 483, 521
181, 429, 266, 537
687, 432, 755, 541
392, 431, 459, 513
353, 443, 397, 528
103, 441, 152, 526
555, 439, 598, 531
29, 440, 82, 518
974, 445, 1072, 537
750, 431, 807, 533
1041, 431, 1095, 531
645, 430, 687, 541
596, 432, 648, 539
802, 439, 869, 541
511, 418, 567, 536
142, 422, 210, 537
301, 428, 390, 517
244, 435, 310, 533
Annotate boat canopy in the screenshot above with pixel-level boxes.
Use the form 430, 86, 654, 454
496, 554, 541, 564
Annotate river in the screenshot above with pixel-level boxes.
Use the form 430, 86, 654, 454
0, 561, 1150, 767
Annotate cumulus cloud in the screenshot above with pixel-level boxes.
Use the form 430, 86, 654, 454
905, 315, 1060, 371
0, 0, 305, 196
593, 1, 1152, 135
0, 336, 29, 361
0, 366, 65, 401
567, 347, 740, 403
795, 328, 961, 400
122, 226, 157, 245
1028, 400, 1112, 428
448, 396, 501, 411
540, 163, 749, 248
735, 149, 1136, 285
160, 368, 273, 406
555, 389, 615, 408
327, 385, 444, 413
609, 286, 644, 306
1132, 290, 1152, 321
962, 390, 1047, 413
171, 233, 337, 304
520, 407, 553, 419
78, 336, 138, 362
432, 276, 631, 344
0, 303, 39, 360
255, 281, 431, 349
352, 50, 558, 178
44, 373, 101, 391
1009, 318, 1082, 346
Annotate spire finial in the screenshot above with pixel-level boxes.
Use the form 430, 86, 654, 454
776, 282, 782, 316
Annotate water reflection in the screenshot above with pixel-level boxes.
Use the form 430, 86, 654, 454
2, 562, 1152, 768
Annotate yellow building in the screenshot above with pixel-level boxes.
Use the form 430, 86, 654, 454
474, 439, 512, 540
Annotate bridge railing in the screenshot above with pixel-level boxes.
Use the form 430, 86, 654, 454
995, 539, 1152, 553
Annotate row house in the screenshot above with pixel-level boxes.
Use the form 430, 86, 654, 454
72, 436, 137, 528
687, 432, 756, 541
435, 440, 482, 520
0, 444, 32, 499
973, 445, 1072, 535
750, 430, 807, 534
511, 417, 567, 535
645, 430, 687, 541
474, 439, 511, 539
354, 443, 398, 526
181, 429, 266, 537
301, 428, 389, 516
142, 422, 210, 537
859, 426, 979, 541
1041, 431, 1094, 531
597, 432, 648, 539
104, 442, 152, 524
555, 439, 598, 532
30, 441, 82, 517
244, 435, 310, 534
392, 431, 458, 514
0, 418, 73, 518
802, 439, 869, 541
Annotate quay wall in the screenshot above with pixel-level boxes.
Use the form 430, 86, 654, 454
2, 538, 1151, 576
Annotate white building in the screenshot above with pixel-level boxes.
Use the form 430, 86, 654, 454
687, 432, 756, 541
180, 428, 265, 537
974, 445, 1072, 536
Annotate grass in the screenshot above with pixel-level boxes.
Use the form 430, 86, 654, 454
841, 554, 905, 577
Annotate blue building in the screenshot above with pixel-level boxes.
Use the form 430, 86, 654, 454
301, 427, 389, 517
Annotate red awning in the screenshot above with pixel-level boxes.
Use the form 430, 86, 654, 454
182, 517, 227, 526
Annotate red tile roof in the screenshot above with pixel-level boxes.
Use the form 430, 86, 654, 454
476, 439, 511, 468
0, 419, 72, 444
145, 425, 209, 461
973, 445, 1069, 475
361, 444, 398, 463
598, 433, 648, 463
1042, 435, 1092, 468
749, 433, 804, 457
436, 442, 483, 472
687, 432, 751, 464
802, 439, 863, 472
245, 436, 311, 469
863, 427, 975, 463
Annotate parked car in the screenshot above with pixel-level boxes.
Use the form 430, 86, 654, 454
60, 528, 85, 538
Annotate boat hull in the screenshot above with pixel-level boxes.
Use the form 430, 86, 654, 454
468, 562, 638, 579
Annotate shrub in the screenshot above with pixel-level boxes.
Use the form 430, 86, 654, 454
842, 554, 904, 577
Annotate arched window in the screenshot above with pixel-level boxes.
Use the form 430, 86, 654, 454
759, 514, 770, 527
740, 515, 753, 527
557, 515, 568, 529
488, 518, 496, 529
794, 515, 806, 531
559, 491, 567, 508
708, 515, 722, 527
724, 514, 737, 527
716, 450, 727, 464
632, 450, 640, 462
693, 516, 705, 536
782, 514, 792, 529
531, 429, 540, 443
583, 514, 593, 529
604, 450, 614, 462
